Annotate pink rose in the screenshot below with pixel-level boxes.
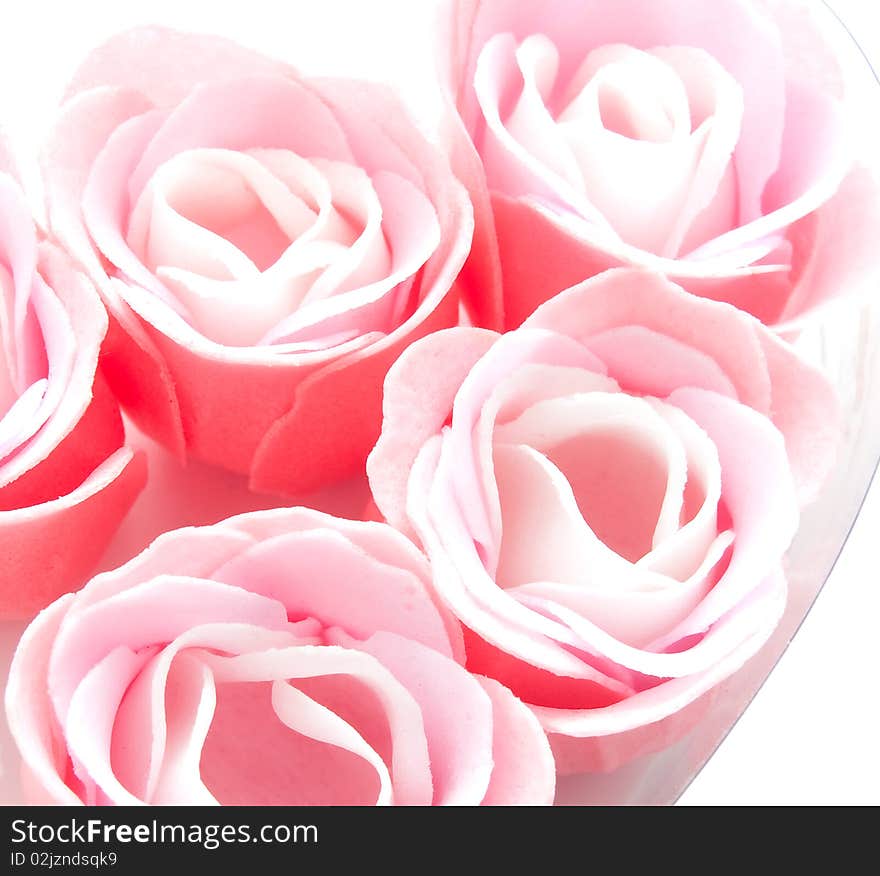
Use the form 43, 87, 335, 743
0, 136, 145, 618
367, 268, 838, 772
45, 27, 472, 494
441, 0, 880, 330
5, 507, 555, 805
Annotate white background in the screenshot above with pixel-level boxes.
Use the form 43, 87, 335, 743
0, 0, 877, 806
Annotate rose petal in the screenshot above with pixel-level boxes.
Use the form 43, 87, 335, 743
476, 675, 556, 805
344, 631, 495, 805
540, 569, 786, 772
0, 447, 147, 618
4, 596, 80, 804
368, 326, 499, 534
48, 575, 290, 722
523, 269, 772, 413
452, 0, 787, 225
197, 644, 434, 806
64, 26, 294, 108
212, 528, 455, 658
64, 645, 154, 805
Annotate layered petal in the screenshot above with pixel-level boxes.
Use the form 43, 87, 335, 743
0, 144, 145, 617
369, 268, 837, 771
5, 507, 554, 805
440, 0, 879, 328
45, 28, 472, 494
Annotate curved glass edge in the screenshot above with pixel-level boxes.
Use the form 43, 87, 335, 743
556, 0, 880, 806
554, 301, 880, 806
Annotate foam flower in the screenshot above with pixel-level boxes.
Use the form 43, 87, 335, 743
441, 0, 880, 329
45, 27, 472, 494
368, 268, 838, 771
6, 508, 555, 805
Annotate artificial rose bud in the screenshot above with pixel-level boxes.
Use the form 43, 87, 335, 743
368, 268, 839, 772
6, 507, 555, 805
46, 26, 473, 494
440, 0, 880, 330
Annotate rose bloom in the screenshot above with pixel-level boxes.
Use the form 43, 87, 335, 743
45, 26, 472, 494
0, 137, 145, 618
367, 268, 838, 772
441, 0, 880, 330
5, 507, 555, 805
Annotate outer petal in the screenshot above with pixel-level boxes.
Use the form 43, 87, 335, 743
760, 0, 846, 101
0, 373, 124, 510
522, 269, 771, 411
222, 507, 466, 663
0, 448, 147, 618
249, 282, 459, 494
367, 327, 498, 533
4, 596, 81, 804
545, 571, 786, 773
489, 192, 796, 329
64, 26, 295, 108
435, 107, 505, 329
0, 133, 22, 181
211, 529, 456, 658
758, 329, 841, 501
476, 675, 556, 805
778, 165, 880, 327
